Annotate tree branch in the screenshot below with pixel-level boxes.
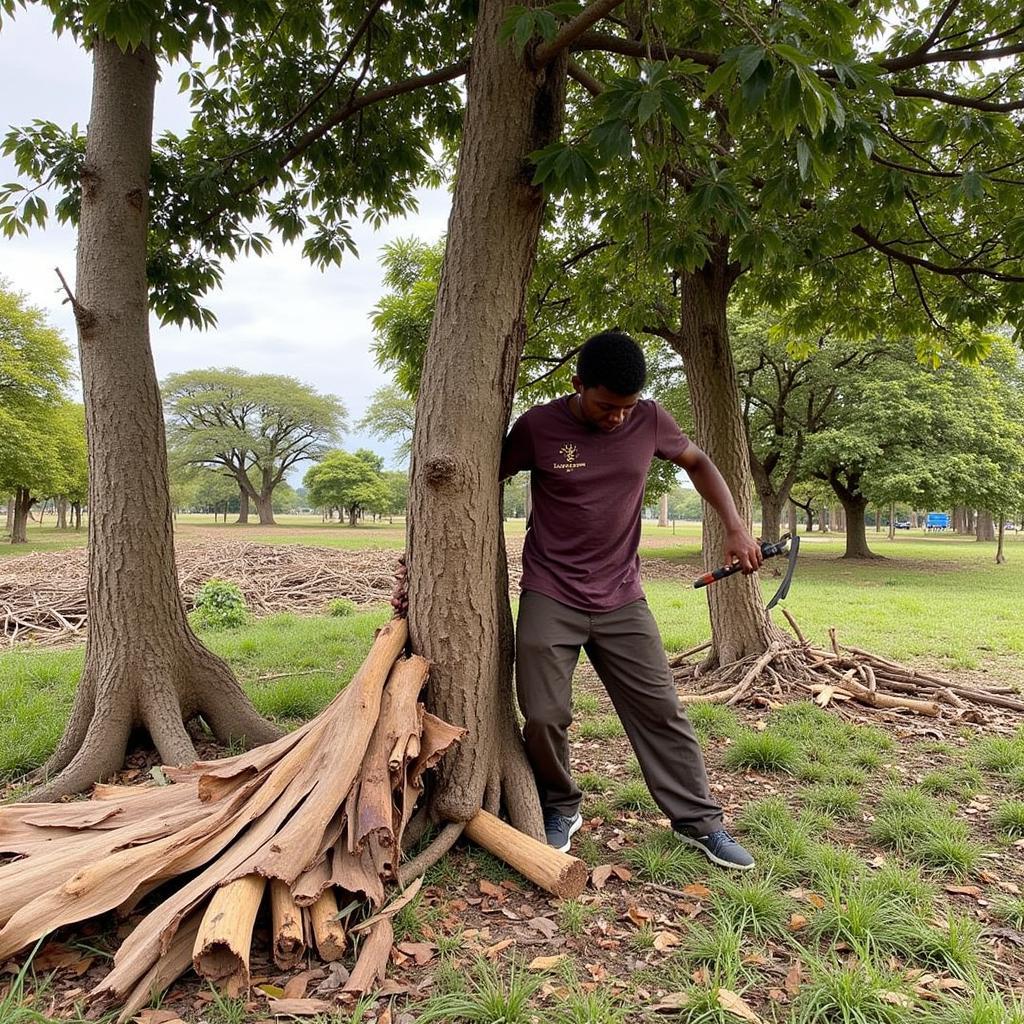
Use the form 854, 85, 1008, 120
889, 84, 1024, 113
915, 0, 962, 56
851, 224, 1024, 282
573, 30, 718, 67
567, 58, 604, 96
535, 0, 627, 66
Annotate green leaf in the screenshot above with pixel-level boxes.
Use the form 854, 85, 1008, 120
660, 90, 691, 134
703, 60, 736, 97
796, 138, 810, 181
733, 45, 766, 83
637, 89, 661, 125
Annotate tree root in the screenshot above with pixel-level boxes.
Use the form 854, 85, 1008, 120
673, 612, 1021, 720
397, 822, 465, 886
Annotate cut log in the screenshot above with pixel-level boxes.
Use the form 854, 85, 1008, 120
270, 879, 306, 971
193, 874, 267, 996
463, 810, 588, 898
308, 887, 347, 961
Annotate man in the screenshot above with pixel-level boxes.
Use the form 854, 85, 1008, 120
500, 331, 761, 869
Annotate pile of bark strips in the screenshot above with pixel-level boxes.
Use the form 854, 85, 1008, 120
0, 619, 586, 1018
672, 613, 1024, 720
1, 543, 440, 649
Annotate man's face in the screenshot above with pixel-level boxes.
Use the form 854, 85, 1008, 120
573, 379, 640, 433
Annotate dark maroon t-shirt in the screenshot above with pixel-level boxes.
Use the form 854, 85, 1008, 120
500, 395, 689, 613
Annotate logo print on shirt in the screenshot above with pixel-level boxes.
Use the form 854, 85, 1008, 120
553, 442, 587, 473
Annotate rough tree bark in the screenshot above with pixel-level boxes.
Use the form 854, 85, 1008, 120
11, 487, 32, 545
30, 38, 279, 801
407, 0, 567, 839
235, 489, 249, 525
828, 472, 877, 559
56, 496, 68, 530
976, 510, 995, 542
658, 492, 669, 527
787, 500, 798, 536
666, 242, 788, 666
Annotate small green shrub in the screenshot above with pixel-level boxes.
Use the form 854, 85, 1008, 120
723, 730, 801, 773
327, 597, 357, 617
612, 780, 657, 812
801, 783, 861, 819
192, 579, 247, 629
994, 799, 1024, 837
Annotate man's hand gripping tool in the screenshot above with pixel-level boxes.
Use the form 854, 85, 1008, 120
693, 533, 800, 611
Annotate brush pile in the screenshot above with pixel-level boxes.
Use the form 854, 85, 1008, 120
672, 615, 1024, 719
0, 620, 457, 1018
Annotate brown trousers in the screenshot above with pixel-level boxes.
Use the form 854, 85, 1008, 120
515, 590, 723, 837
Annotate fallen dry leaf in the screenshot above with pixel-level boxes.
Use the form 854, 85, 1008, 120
479, 879, 504, 898
626, 905, 654, 928
591, 864, 615, 889
682, 883, 712, 900
788, 913, 808, 932
652, 931, 682, 952
880, 991, 914, 1009
267, 998, 333, 1017
528, 954, 568, 971
527, 916, 560, 938
611, 865, 632, 882
282, 972, 315, 1000
258, 985, 286, 999
482, 938, 515, 958
651, 991, 691, 1013
944, 885, 982, 898
397, 942, 436, 966
717, 987, 763, 1023
134, 1012, 186, 1024
784, 961, 802, 996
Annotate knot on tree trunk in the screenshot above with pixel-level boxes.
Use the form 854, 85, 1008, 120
125, 188, 145, 210
423, 453, 462, 489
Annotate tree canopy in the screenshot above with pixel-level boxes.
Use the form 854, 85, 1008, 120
163, 367, 345, 525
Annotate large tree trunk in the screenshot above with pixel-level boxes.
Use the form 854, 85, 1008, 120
668, 245, 787, 666
235, 488, 249, 524
976, 510, 995, 542
828, 473, 876, 559
787, 501, 798, 536
658, 492, 669, 527
4, 494, 12, 532
73, 501, 82, 529
757, 491, 784, 544
56, 496, 68, 529
253, 469, 276, 525
11, 487, 32, 545
407, 0, 566, 838
996, 517, 1006, 564
31, 39, 278, 802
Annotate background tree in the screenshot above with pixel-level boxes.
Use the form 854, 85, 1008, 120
357, 385, 416, 465
0, 282, 75, 543
163, 367, 345, 526
0, 2, 291, 798
304, 449, 390, 526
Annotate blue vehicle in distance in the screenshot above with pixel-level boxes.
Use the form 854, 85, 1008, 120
925, 512, 950, 531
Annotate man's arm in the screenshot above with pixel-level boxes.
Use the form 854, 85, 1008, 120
673, 442, 762, 573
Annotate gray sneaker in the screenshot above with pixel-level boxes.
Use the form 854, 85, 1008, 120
544, 809, 583, 853
676, 828, 755, 870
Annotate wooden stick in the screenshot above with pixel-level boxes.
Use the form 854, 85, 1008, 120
269, 879, 305, 970
193, 874, 266, 997
308, 887, 347, 961
781, 608, 806, 645
344, 917, 393, 994
726, 643, 780, 706
463, 810, 587, 898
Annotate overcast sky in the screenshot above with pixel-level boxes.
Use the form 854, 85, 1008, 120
0, 7, 452, 469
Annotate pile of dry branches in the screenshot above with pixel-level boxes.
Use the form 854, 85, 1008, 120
0, 619, 586, 1015
672, 613, 1024, 719
0, 543, 413, 648
0, 621, 452, 1016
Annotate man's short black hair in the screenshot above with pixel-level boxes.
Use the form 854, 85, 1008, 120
577, 331, 646, 395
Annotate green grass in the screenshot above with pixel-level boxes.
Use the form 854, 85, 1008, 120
0, 609, 389, 779
575, 714, 625, 740
800, 782, 862, 819
723, 730, 801, 773
644, 528, 1024, 672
